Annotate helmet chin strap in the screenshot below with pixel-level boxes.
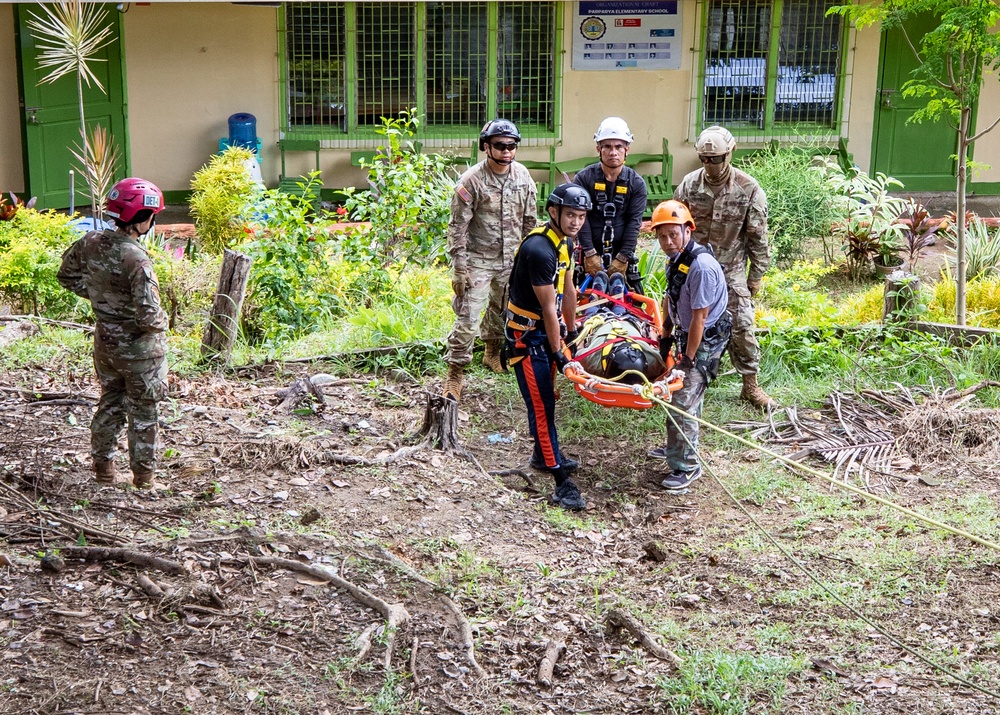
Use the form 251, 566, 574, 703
486, 146, 513, 166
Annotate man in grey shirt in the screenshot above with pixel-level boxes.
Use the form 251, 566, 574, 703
646, 200, 732, 491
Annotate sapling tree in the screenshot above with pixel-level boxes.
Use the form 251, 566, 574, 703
27, 0, 116, 219
830, 0, 1000, 325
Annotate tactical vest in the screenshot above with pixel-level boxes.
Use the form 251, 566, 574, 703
666, 240, 713, 310
505, 224, 571, 334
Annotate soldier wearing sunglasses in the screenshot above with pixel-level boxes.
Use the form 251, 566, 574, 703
674, 125, 775, 410
443, 119, 537, 402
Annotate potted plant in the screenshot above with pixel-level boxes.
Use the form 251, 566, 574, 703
823, 160, 907, 280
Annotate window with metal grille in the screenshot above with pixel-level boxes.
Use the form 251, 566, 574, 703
283, 1, 558, 136
701, 0, 844, 137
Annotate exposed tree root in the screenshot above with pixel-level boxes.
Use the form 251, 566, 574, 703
536, 639, 565, 688
61, 547, 186, 574
249, 555, 409, 672
605, 608, 682, 668
368, 545, 486, 678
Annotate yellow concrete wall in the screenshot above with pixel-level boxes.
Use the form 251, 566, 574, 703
845, 23, 880, 173
123, 2, 280, 191
0, 4, 25, 194
974, 67, 1000, 183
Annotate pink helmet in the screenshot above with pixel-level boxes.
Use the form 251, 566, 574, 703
106, 178, 164, 223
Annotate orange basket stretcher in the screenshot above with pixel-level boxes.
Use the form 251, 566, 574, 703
564, 288, 684, 410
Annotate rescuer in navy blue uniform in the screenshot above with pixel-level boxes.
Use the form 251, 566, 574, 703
504, 184, 591, 511
573, 117, 648, 292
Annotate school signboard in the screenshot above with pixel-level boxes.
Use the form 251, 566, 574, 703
572, 1, 682, 71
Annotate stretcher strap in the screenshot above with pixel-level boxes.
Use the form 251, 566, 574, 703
580, 289, 656, 324
572, 334, 659, 362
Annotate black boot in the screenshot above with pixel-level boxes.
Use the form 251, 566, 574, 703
550, 470, 586, 511
530, 447, 579, 473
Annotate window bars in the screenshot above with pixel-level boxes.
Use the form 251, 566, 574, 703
284, 1, 557, 134
702, 0, 842, 135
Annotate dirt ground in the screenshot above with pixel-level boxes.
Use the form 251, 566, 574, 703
1, 356, 999, 714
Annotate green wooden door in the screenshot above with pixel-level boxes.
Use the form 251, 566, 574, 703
872, 14, 957, 190
16, 4, 128, 210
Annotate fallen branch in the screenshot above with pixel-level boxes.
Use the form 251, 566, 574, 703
249, 556, 409, 671
282, 342, 439, 364
62, 547, 188, 575
942, 380, 1000, 400
0, 315, 94, 332
368, 545, 485, 678
605, 608, 682, 668
353, 623, 379, 666
135, 573, 165, 599
489, 468, 538, 491
536, 639, 565, 688
409, 635, 420, 688
319, 444, 423, 467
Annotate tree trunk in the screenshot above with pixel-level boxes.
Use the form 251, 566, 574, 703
882, 270, 919, 324
957, 108, 971, 326
200, 249, 252, 366
416, 394, 465, 453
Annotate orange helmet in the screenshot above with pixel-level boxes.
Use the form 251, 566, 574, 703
650, 200, 695, 231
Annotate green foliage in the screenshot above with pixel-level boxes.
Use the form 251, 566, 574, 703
0, 208, 87, 317
344, 110, 455, 266
346, 264, 453, 344
143, 239, 221, 336
735, 146, 838, 264
189, 146, 259, 254
657, 649, 804, 715
821, 159, 907, 280
945, 216, 1000, 280
241, 176, 338, 343
637, 241, 667, 298
928, 272, 1000, 328
756, 260, 840, 325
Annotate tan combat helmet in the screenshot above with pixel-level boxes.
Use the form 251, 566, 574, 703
695, 125, 736, 156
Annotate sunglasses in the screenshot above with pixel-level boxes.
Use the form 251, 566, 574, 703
491, 141, 518, 151
699, 154, 727, 165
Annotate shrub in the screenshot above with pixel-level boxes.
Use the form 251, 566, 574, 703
736, 146, 839, 264
344, 110, 455, 266
143, 237, 222, 336
0, 208, 87, 317
241, 178, 339, 343
189, 146, 259, 254
928, 272, 1000, 328
945, 216, 1000, 280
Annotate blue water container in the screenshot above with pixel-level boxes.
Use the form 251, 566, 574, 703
228, 113, 257, 150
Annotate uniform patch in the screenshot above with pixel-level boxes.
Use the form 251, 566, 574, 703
455, 185, 473, 203
678, 264, 690, 274
616, 185, 628, 194
594, 182, 606, 191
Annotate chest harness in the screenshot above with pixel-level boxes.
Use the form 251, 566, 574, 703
666, 241, 732, 379
593, 178, 629, 267
503, 226, 570, 367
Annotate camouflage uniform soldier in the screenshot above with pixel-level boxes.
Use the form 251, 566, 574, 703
57, 178, 168, 488
674, 126, 775, 409
443, 119, 537, 401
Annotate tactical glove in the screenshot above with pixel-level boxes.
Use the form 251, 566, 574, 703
583, 254, 603, 276
552, 347, 572, 374
676, 354, 695, 373
658, 335, 673, 362
610, 257, 629, 277
565, 329, 580, 349
452, 269, 470, 299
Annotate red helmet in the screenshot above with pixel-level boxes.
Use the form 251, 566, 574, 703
106, 178, 164, 223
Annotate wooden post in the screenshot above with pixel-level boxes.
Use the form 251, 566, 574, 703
200, 249, 252, 366
882, 269, 920, 324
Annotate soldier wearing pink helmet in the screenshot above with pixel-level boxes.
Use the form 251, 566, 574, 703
58, 178, 169, 489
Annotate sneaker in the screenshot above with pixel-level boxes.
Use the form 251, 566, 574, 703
551, 479, 587, 511
647, 446, 670, 461
590, 270, 609, 294
530, 451, 579, 473
660, 466, 702, 491
607, 273, 627, 314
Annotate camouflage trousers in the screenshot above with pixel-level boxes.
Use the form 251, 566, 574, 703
725, 280, 760, 375
445, 262, 511, 366
91, 344, 168, 474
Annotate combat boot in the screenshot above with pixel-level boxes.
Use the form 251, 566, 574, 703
740, 374, 776, 409
94, 460, 116, 484
131, 470, 155, 489
482, 340, 503, 373
442, 363, 464, 402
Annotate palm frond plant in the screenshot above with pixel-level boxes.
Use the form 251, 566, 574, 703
27, 0, 115, 218
70, 125, 120, 222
